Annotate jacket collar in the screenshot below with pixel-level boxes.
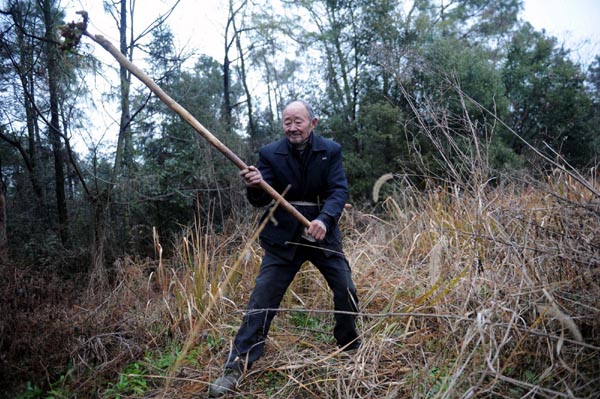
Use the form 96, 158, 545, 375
274, 133, 326, 155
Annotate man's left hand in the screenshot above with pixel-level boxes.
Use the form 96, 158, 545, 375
306, 219, 327, 241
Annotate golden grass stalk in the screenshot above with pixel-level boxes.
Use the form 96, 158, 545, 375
537, 304, 583, 343
372, 173, 394, 203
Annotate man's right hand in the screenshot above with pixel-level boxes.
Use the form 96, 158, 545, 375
240, 166, 263, 187
305, 219, 327, 241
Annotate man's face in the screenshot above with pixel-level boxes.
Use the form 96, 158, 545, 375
283, 102, 318, 145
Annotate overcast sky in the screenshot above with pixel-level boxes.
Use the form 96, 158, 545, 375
522, 0, 599, 65
67, 0, 599, 65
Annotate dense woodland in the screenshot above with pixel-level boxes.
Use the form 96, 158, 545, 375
0, 0, 599, 397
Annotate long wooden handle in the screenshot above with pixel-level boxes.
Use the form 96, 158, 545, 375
83, 31, 311, 228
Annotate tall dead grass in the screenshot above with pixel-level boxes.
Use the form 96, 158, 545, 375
342, 172, 599, 398
135, 151, 599, 399
136, 165, 598, 398
7, 165, 597, 398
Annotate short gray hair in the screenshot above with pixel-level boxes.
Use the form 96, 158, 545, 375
283, 99, 315, 120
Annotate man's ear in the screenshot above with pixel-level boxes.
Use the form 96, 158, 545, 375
311, 117, 318, 130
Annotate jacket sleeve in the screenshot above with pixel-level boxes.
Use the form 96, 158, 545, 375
319, 143, 348, 225
246, 148, 274, 207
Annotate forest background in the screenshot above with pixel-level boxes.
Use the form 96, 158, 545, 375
0, 0, 599, 398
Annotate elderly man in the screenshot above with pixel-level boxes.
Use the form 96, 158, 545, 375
209, 100, 360, 397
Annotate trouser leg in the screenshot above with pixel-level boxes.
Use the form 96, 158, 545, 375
226, 253, 301, 371
310, 252, 360, 347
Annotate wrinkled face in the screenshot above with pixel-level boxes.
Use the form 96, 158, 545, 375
283, 102, 318, 144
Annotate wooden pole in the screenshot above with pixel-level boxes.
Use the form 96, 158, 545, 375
83, 30, 311, 228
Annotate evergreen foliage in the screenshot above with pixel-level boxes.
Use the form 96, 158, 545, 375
0, 0, 598, 261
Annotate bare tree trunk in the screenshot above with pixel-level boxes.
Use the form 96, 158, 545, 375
117, 0, 133, 174
79, 0, 180, 287
89, 194, 109, 291
41, 0, 70, 248
88, 0, 132, 289
222, 0, 249, 134
0, 177, 7, 262
6, 5, 47, 219
233, 8, 256, 140
222, 5, 234, 134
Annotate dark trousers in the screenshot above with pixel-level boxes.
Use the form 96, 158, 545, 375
225, 245, 359, 371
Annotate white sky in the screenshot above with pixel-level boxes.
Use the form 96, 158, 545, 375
522, 0, 600, 65
65, 0, 227, 63
66, 0, 600, 66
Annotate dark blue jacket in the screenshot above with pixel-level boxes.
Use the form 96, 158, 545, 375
247, 133, 348, 260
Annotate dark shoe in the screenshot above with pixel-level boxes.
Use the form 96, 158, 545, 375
342, 340, 361, 352
208, 368, 241, 397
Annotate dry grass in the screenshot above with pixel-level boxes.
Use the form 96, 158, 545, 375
135, 168, 599, 398
3, 169, 598, 398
